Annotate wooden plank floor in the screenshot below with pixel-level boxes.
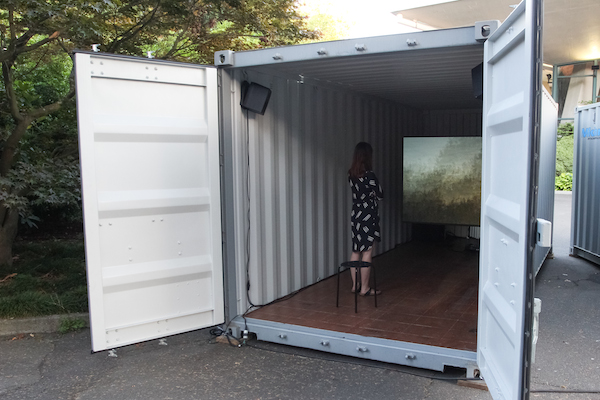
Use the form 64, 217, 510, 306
248, 239, 479, 351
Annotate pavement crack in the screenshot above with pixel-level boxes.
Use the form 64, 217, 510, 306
37, 341, 54, 377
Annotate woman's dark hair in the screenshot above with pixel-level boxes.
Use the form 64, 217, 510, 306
348, 142, 373, 179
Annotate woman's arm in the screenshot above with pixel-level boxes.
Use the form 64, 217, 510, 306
369, 172, 383, 200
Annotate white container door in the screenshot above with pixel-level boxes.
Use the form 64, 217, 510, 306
75, 53, 224, 352
478, 0, 542, 399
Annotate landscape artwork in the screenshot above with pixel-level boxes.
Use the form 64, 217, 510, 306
403, 137, 482, 226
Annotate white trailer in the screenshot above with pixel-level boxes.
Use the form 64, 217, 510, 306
75, 1, 556, 399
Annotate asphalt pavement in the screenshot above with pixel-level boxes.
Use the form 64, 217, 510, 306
1, 191, 599, 400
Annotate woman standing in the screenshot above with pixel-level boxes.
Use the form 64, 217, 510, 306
348, 142, 383, 296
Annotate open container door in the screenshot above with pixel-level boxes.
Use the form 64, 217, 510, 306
478, 0, 542, 399
75, 53, 224, 352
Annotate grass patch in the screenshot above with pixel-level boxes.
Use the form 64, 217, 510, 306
0, 237, 88, 318
59, 316, 88, 333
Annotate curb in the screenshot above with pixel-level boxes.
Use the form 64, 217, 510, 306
0, 313, 89, 336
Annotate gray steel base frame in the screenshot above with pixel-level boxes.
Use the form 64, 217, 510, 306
571, 246, 600, 266
230, 316, 479, 378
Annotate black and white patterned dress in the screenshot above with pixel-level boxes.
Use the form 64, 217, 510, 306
349, 171, 383, 252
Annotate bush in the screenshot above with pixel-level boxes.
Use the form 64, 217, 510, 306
556, 133, 574, 176
557, 122, 574, 140
555, 172, 573, 191
0, 239, 87, 318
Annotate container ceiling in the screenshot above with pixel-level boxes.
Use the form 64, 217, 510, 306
249, 45, 484, 111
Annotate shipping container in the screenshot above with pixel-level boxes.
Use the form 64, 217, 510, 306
75, 1, 555, 399
571, 103, 600, 265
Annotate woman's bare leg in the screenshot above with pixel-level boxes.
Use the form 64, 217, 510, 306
359, 247, 373, 294
350, 251, 360, 291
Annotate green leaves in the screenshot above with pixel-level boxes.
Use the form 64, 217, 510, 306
0, 0, 316, 258
556, 128, 574, 177
555, 172, 573, 191
0, 158, 81, 218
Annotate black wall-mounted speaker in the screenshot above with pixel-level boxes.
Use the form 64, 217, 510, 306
240, 81, 272, 115
471, 62, 483, 100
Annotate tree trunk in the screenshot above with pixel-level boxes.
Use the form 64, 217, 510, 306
0, 208, 20, 267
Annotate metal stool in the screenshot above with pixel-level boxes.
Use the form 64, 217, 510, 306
336, 261, 377, 313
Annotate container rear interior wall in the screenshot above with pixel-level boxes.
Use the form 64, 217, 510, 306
220, 68, 482, 314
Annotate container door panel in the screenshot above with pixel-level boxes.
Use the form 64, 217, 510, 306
75, 53, 224, 352
479, 0, 541, 399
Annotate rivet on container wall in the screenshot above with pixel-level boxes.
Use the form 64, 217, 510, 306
272, 53, 282, 60
355, 44, 366, 52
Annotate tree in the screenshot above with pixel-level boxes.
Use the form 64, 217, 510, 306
298, 1, 350, 42
0, 0, 317, 266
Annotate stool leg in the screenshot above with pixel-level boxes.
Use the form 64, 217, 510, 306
354, 268, 358, 313
336, 266, 341, 308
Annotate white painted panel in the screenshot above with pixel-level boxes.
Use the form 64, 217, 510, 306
75, 53, 223, 352
478, 0, 540, 399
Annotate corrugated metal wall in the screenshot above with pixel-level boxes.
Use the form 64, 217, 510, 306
421, 109, 482, 137
224, 69, 416, 309
534, 89, 558, 274
571, 103, 600, 265
221, 68, 486, 311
